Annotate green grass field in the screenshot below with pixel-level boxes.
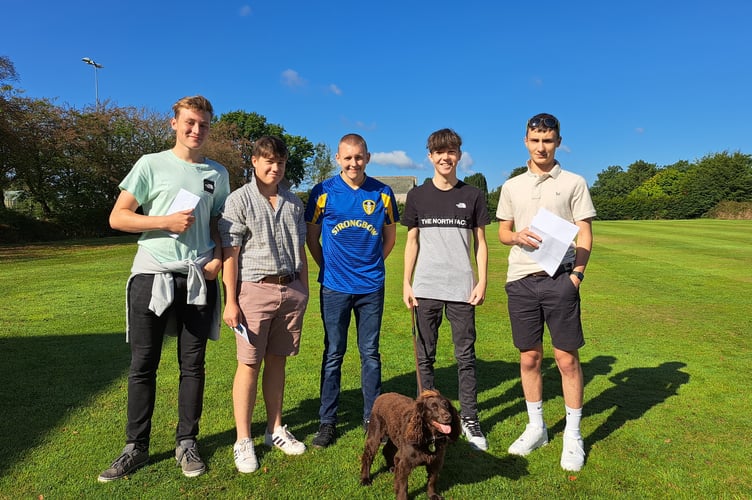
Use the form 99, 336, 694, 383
1, 220, 750, 499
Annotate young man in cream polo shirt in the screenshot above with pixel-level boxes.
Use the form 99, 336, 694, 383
497, 113, 596, 472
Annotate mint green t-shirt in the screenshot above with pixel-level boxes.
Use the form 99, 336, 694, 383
119, 150, 230, 263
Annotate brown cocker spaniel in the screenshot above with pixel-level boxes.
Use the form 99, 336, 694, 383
360, 390, 461, 500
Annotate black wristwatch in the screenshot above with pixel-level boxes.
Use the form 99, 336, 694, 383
570, 271, 585, 281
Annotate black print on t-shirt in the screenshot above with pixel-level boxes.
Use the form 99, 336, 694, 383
203, 179, 215, 194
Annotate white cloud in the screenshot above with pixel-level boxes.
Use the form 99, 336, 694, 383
370, 151, 421, 169
635, 127, 645, 134
559, 144, 572, 154
458, 151, 475, 173
239, 5, 252, 16
328, 83, 342, 95
281, 69, 306, 88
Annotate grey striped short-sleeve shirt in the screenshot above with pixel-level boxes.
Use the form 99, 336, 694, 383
219, 177, 307, 282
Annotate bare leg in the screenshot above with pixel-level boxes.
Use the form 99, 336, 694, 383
262, 353, 287, 433
233, 361, 261, 440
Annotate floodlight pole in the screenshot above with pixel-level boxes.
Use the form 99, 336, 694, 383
81, 57, 104, 111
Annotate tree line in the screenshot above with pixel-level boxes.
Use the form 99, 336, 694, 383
2, 55, 751, 242
0, 56, 337, 241
472, 153, 752, 222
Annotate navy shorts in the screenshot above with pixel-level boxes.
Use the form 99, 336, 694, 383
505, 271, 585, 351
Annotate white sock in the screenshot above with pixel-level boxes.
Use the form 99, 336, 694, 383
564, 405, 582, 439
526, 400, 545, 428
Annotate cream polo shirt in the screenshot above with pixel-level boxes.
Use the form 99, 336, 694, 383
496, 162, 596, 282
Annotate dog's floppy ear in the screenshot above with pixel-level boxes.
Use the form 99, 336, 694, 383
405, 400, 425, 444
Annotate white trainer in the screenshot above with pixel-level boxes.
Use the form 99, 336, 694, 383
460, 417, 489, 451
560, 435, 585, 471
233, 438, 258, 473
264, 425, 306, 455
508, 423, 548, 456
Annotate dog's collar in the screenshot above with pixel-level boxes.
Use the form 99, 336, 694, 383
427, 433, 450, 453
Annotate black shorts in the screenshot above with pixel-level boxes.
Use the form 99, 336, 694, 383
505, 271, 585, 351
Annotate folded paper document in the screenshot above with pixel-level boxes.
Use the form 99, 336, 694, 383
522, 207, 579, 276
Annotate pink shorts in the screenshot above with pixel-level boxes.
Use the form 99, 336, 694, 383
235, 278, 308, 364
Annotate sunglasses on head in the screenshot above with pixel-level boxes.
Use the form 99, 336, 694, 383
527, 116, 559, 129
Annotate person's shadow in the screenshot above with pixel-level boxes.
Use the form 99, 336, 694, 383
272, 360, 529, 497
0, 333, 128, 477
581, 361, 690, 451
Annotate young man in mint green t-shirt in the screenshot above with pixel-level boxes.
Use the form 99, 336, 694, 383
98, 96, 230, 483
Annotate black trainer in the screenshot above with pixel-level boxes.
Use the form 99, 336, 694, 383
97, 443, 149, 482
312, 423, 337, 448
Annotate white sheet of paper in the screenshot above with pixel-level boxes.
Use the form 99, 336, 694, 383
233, 324, 251, 344
165, 188, 200, 238
522, 207, 580, 276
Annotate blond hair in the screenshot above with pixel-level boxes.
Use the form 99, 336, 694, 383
172, 95, 214, 119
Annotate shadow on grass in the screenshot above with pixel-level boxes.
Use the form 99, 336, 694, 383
0, 332, 129, 476
582, 361, 690, 450
278, 360, 522, 443
479, 355, 619, 435
267, 361, 529, 493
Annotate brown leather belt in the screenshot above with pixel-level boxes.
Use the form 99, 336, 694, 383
257, 273, 298, 285
527, 271, 550, 277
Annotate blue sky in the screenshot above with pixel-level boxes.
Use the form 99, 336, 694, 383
3, 0, 751, 189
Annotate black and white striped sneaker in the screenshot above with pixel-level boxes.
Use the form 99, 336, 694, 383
264, 425, 306, 455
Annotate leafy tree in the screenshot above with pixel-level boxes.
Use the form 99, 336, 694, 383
590, 165, 629, 198
487, 185, 501, 216
58, 105, 173, 235
674, 151, 752, 218
591, 163, 657, 220
0, 55, 18, 83
304, 142, 336, 188
632, 167, 684, 199
4, 96, 174, 235
463, 172, 488, 196
203, 120, 254, 190
215, 111, 313, 187
0, 56, 22, 193
624, 160, 658, 189
283, 134, 315, 187
7, 97, 68, 218
508, 166, 528, 179
463, 172, 491, 214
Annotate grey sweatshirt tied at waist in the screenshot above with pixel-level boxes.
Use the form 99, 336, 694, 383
124, 246, 221, 342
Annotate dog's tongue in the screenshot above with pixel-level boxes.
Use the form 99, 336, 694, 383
431, 421, 452, 434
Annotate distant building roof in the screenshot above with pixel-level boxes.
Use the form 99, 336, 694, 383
373, 176, 417, 200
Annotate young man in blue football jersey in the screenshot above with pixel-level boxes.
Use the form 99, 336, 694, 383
305, 133, 399, 448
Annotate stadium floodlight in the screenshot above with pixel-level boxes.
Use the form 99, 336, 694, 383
81, 57, 104, 110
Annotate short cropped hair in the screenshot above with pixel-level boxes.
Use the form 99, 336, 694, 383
253, 135, 288, 160
339, 133, 368, 153
172, 95, 214, 119
426, 128, 462, 152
